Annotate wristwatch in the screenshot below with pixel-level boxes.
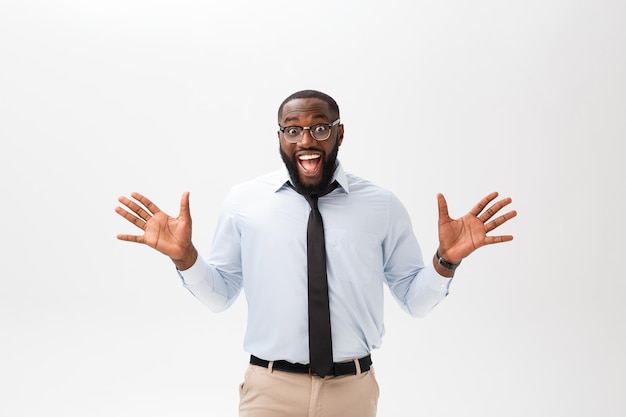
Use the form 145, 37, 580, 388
436, 249, 461, 271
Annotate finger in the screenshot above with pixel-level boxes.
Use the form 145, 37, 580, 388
478, 197, 513, 223
116, 233, 145, 244
130, 192, 162, 216
484, 234, 514, 245
469, 192, 499, 217
437, 193, 451, 223
118, 196, 153, 221
484, 210, 518, 232
115, 206, 147, 230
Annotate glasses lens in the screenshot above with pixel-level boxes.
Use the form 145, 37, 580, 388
283, 127, 302, 143
310, 124, 330, 140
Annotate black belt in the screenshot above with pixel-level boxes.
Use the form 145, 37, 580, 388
250, 354, 372, 377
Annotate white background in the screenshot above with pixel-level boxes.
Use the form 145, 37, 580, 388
1, 1, 624, 416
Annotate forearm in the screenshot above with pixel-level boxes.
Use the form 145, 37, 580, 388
399, 265, 453, 318
386, 264, 452, 318
177, 257, 241, 312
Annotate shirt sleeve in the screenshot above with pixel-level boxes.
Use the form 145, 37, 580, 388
177, 192, 244, 313
382, 193, 453, 318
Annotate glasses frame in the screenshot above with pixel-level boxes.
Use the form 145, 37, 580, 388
278, 118, 341, 143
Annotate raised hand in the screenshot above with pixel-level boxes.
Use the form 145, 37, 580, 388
115, 191, 198, 270
436, 192, 517, 266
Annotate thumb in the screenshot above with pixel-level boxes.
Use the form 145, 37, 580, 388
180, 191, 191, 220
437, 193, 451, 224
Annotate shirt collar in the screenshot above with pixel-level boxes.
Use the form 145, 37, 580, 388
273, 160, 349, 194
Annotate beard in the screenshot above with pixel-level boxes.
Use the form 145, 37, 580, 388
280, 141, 339, 196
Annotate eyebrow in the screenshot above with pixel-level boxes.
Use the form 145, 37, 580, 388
283, 113, 328, 124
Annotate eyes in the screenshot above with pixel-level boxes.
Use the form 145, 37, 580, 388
279, 119, 341, 143
284, 124, 329, 138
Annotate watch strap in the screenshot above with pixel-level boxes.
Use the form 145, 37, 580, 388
436, 249, 461, 270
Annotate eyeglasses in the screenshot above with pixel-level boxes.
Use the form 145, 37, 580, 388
279, 119, 341, 143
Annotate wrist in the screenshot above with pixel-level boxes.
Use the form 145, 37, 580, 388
435, 249, 461, 271
173, 247, 198, 271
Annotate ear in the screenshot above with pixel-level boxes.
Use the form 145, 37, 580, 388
337, 124, 344, 146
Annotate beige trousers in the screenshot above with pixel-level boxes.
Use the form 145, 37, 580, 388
239, 361, 379, 417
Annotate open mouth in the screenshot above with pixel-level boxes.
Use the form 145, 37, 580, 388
298, 153, 322, 175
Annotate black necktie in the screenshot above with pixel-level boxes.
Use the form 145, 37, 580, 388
294, 182, 337, 377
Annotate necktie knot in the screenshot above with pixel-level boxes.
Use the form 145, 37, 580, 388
288, 181, 338, 210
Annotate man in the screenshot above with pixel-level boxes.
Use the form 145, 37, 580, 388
116, 90, 516, 416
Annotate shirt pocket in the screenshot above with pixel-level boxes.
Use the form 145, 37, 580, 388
325, 229, 383, 282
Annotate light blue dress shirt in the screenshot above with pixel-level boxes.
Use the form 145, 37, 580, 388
178, 162, 452, 363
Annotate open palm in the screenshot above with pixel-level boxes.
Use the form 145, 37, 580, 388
437, 192, 517, 264
116, 192, 195, 264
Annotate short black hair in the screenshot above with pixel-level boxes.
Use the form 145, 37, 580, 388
277, 90, 340, 121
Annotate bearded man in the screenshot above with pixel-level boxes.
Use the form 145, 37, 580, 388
116, 89, 517, 417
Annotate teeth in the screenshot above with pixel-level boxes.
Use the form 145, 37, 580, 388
298, 154, 321, 160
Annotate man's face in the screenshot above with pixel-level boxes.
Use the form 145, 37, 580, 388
278, 98, 344, 195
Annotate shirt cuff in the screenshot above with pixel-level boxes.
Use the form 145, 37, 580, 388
426, 264, 454, 292
177, 257, 209, 285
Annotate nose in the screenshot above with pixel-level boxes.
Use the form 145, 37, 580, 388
298, 128, 316, 146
